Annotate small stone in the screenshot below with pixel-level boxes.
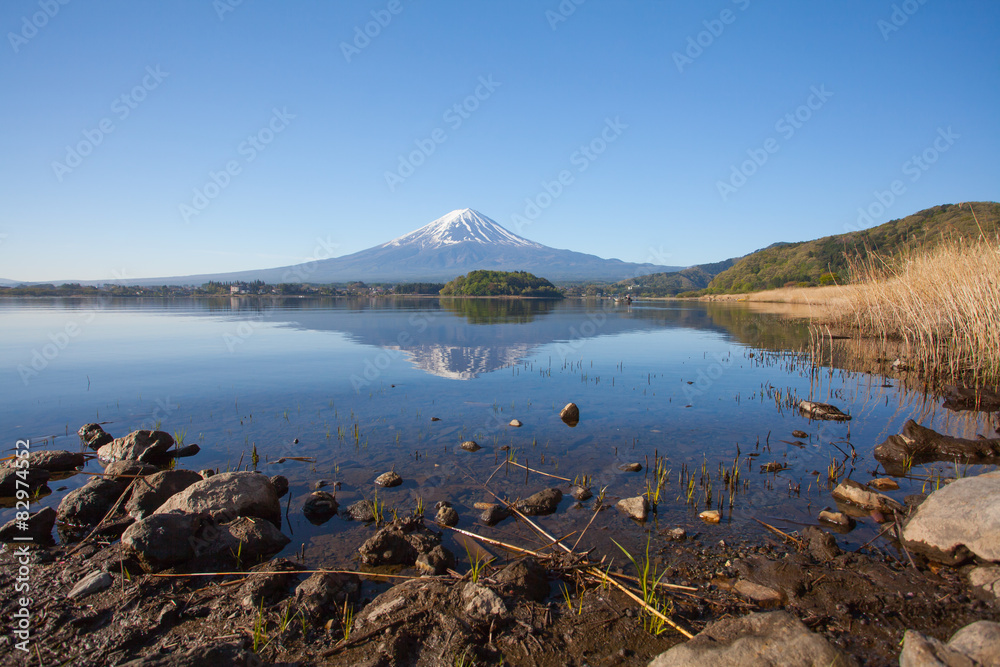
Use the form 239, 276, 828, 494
868, 477, 899, 491
68, 571, 113, 599
415, 545, 455, 575
616, 496, 649, 521
619, 462, 642, 472
664, 527, 686, 541
734, 579, 784, 607
199, 469, 215, 478
460, 441, 481, 452
818, 510, 855, 528
969, 565, 1000, 599
303, 491, 339, 524
509, 419, 522, 427
435, 505, 459, 527
792, 430, 809, 438
699, 510, 721, 524
517, 488, 562, 516
430, 417, 440, 421
760, 462, 787, 473
374, 471, 402, 487
462, 582, 507, 620
0, 507, 56, 543
344, 500, 375, 522
559, 402, 580, 425
293, 438, 299, 444
569, 485, 592, 501
831, 478, 904, 513
479, 504, 511, 526
798, 400, 852, 421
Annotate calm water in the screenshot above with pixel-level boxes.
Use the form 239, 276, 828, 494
0, 297, 992, 566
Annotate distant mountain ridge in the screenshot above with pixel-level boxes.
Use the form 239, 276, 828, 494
36, 209, 681, 286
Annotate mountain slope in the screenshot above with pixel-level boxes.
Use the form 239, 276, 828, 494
707, 202, 999, 293
104, 209, 683, 285
610, 257, 740, 296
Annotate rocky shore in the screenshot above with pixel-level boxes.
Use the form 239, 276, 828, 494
2, 418, 1000, 666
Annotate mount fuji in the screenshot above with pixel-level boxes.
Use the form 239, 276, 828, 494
108, 209, 682, 285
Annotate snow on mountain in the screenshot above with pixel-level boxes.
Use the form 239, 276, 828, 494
383, 208, 541, 250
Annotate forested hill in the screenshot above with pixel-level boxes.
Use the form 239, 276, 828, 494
439, 270, 562, 297
706, 202, 998, 293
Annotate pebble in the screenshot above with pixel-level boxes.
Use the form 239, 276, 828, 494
619, 462, 642, 472
460, 441, 481, 452
868, 477, 899, 491
68, 571, 113, 600
374, 471, 402, 487
509, 419, 522, 427
699, 510, 721, 524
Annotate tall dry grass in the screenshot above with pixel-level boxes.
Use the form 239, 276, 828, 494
832, 235, 1000, 387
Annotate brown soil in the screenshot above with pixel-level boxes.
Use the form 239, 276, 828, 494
2, 520, 997, 666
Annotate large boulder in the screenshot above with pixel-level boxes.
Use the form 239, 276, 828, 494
3, 450, 86, 472
647, 610, 855, 666
98, 430, 175, 463
0, 467, 49, 496
57, 476, 130, 528
0, 507, 56, 543
122, 512, 289, 572
153, 471, 281, 527
900, 620, 1000, 667
902, 470, 1000, 564
126, 469, 205, 519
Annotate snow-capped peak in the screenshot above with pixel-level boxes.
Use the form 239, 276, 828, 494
384, 209, 542, 249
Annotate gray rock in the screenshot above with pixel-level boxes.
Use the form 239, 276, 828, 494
479, 503, 511, 526
664, 527, 687, 541
435, 505, 459, 527
126, 469, 204, 519
619, 462, 642, 472
509, 419, 522, 427
560, 402, 580, 425
153, 471, 281, 528
238, 557, 302, 609
733, 580, 784, 607
269, 475, 288, 498
798, 400, 852, 421
569, 485, 592, 501
0, 466, 49, 496
68, 571, 113, 599
78, 423, 113, 450
56, 476, 130, 529
494, 557, 549, 602
462, 582, 507, 620
3, 450, 86, 472
949, 621, 1000, 665
617, 496, 649, 521
97, 430, 175, 463
0, 506, 56, 543
969, 565, 1000, 599
343, 500, 375, 522
123, 512, 289, 572
295, 571, 361, 620
733, 556, 809, 600
415, 545, 455, 575
902, 470, 1000, 564
353, 578, 451, 632
375, 471, 403, 487
359, 516, 441, 567
899, 629, 978, 667
517, 488, 562, 516
460, 440, 481, 452
647, 610, 855, 666
302, 491, 339, 524
121, 512, 204, 571
832, 478, 904, 514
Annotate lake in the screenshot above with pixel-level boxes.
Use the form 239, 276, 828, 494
1, 297, 991, 567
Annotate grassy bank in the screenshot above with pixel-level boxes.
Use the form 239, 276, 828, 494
834, 235, 1000, 387
706, 235, 1000, 388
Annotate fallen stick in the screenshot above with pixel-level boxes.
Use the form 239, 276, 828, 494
504, 460, 571, 482
753, 517, 805, 548
584, 567, 695, 639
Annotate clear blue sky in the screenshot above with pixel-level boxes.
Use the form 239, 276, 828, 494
2, 0, 998, 282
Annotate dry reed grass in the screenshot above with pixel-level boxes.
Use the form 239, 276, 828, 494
831, 234, 1000, 387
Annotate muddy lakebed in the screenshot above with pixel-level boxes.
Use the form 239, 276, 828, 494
2, 297, 999, 665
